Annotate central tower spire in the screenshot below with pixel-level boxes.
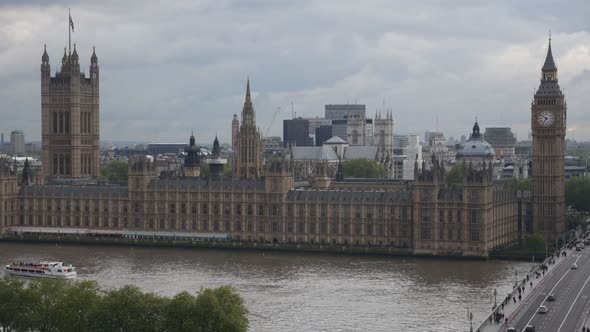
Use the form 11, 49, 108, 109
235, 79, 262, 180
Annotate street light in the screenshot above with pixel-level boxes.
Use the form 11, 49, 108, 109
493, 288, 497, 309
467, 308, 473, 332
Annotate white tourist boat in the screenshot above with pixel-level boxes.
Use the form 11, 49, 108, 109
4, 261, 77, 279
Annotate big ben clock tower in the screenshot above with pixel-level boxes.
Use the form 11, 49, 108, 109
531, 37, 566, 242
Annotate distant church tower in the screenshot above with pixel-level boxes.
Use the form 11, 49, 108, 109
531, 37, 566, 242
235, 79, 262, 180
41, 44, 99, 179
374, 110, 394, 154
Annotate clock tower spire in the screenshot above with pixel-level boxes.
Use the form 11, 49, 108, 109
531, 36, 566, 242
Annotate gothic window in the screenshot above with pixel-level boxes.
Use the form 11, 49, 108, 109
298, 222, 305, 233
258, 205, 264, 216
52, 112, 58, 133
320, 222, 327, 235
420, 208, 431, 240
379, 129, 385, 147
366, 207, 373, 219
331, 222, 339, 235
469, 210, 480, 242
59, 112, 64, 133
332, 205, 339, 218
272, 204, 280, 216
352, 129, 359, 145
309, 222, 316, 234
65, 112, 70, 133
247, 204, 253, 216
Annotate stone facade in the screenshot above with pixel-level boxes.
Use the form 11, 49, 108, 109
41, 45, 100, 179
0, 153, 522, 257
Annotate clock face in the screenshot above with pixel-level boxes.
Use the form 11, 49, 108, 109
537, 111, 554, 127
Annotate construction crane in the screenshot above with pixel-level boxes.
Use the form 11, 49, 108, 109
264, 106, 283, 138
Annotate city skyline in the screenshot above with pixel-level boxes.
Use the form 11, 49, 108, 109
0, 1, 589, 144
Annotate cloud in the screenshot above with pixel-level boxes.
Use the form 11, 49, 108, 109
0, 0, 588, 145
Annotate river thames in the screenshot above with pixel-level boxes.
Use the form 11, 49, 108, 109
0, 242, 532, 331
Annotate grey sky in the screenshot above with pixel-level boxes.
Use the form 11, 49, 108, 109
0, 0, 589, 144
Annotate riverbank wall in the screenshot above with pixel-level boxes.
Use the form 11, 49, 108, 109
0, 234, 503, 260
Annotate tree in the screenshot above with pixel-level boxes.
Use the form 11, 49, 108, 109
446, 164, 464, 188
101, 160, 128, 183
525, 233, 546, 257
163, 292, 200, 332
92, 285, 166, 332
343, 159, 385, 178
0, 279, 27, 332
0, 280, 249, 332
193, 286, 249, 332
566, 176, 590, 213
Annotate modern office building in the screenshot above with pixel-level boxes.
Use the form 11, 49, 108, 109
9, 130, 25, 156
283, 118, 312, 147
324, 104, 365, 120
315, 125, 332, 146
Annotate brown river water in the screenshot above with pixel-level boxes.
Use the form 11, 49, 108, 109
0, 242, 532, 331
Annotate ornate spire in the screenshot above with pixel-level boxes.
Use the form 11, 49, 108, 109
245, 78, 251, 103
241, 78, 255, 126
542, 35, 557, 73
91, 45, 98, 63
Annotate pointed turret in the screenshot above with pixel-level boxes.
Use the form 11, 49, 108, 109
62, 47, 68, 66
42, 45, 49, 63
71, 43, 79, 60
212, 136, 221, 159
189, 131, 195, 147
91, 46, 98, 63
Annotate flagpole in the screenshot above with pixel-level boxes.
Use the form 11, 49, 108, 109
68, 8, 71, 55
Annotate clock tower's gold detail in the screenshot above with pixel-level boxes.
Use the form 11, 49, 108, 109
531, 37, 566, 242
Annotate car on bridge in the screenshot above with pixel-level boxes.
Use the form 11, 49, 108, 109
538, 305, 548, 314
572, 263, 579, 269
525, 324, 536, 331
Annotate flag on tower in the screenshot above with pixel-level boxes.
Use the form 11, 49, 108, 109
69, 12, 74, 32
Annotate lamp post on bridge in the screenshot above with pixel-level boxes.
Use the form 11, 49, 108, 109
492, 288, 497, 310
514, 269, 518, 288
467, 308, 473, 332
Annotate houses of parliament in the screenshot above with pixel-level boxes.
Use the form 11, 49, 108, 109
0, 37, 567, 258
